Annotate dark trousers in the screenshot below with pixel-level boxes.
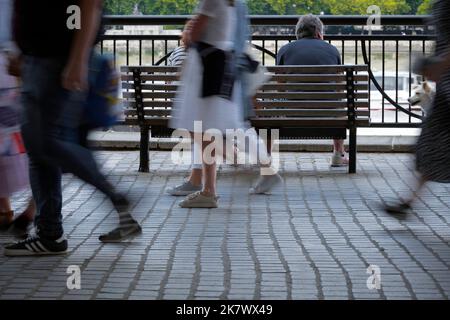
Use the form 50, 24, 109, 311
20, 56, 116, 238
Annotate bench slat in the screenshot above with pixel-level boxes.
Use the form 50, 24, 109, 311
124, 108, 369, 118
254, 100, 369, 109
123, 92, 176, 99
121, 74, 178, 81
269, 74, 369, 82
124, 117, 370, 128
123, 100, 369, 109
255, 92, 369, 100
266, 65, 368, 73
121, 82, 178, 91
123, 101, 173, 108
121, 82, 369, 93
260, 83, 368, 91
123, 91, 369, 100
250, 117, 370, 127
121, 66, 178, 73
124, 109, 172, 116
255, 109, 370, 117
121, 65, 368, 74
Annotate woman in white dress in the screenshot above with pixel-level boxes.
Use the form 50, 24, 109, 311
169, 0, 243, 208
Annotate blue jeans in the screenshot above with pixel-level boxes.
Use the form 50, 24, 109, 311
20, 56, 116, 238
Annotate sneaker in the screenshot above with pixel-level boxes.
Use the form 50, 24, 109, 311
249, 174, 283, 195
99, 220, 142, 243
384, 202, 412, 215
166, 181, 202, 196
331, 152, 349, 167
4, 234, 68, 256
179, 191, 218, 208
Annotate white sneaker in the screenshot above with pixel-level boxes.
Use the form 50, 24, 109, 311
331, 152, 349, 167
179, 191, 218, 208
249, 174, 283, 195
166, 181, 202, 196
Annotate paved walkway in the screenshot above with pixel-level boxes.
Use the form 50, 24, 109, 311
1, 151, 450, 300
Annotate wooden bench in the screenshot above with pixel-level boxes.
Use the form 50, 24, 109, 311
120, 65, 370, 173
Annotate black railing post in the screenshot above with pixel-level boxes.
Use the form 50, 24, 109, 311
133, 68, 150, 173
346, 68, 357, 174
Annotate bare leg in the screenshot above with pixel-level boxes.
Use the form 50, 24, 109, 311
188, 168, 203, 187
331, 139, 349, 166
202, 138, 217, 197
0, 197, 12, 213
0, 197, 13, 228
333, 139, 345, 153
18, 199, 36, 220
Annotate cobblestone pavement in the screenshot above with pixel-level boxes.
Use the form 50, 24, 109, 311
1, 151, 450, 300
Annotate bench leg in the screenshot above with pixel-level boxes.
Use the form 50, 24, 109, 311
139, 125, 150, 173
349, 127, 357, 174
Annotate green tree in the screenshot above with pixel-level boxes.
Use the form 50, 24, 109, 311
265, 0, 330, 15
417, 0, 433, 14
104, 0, 136, 14
406, 0, 423, 14
326, 0, 410, 15
141, 0, 197, 14
247, 0, 277, 15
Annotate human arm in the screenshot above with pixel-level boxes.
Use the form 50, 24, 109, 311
62, 0, 103, 91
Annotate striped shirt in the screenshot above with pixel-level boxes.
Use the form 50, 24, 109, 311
168, 46, 187, 67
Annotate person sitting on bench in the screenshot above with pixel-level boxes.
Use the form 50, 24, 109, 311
276, 14, 349, 167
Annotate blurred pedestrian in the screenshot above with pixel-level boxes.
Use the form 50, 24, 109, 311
0, 0, 35, 233
4, 0, 141, 256
385, 0, 450, 214
169, 0, 245, 208
167, 0, 281, 197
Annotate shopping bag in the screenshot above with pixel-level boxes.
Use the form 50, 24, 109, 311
85, 52, 122, 129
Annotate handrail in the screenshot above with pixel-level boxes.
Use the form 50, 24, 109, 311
360, 40, 424, 121
103, 15, 431, 26
101, 34, 435, 41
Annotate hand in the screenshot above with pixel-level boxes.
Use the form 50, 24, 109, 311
181, 30, 190, 47
62, 58, 89, 92
7, 53, 22, 77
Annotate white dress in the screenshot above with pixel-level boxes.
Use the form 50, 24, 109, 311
169, 0, 244, 134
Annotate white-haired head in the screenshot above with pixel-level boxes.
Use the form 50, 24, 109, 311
295, 14, 324, 40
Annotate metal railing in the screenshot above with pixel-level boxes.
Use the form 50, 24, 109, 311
102, 15, 435, 128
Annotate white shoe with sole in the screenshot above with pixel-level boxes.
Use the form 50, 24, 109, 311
179, 191, 218, 208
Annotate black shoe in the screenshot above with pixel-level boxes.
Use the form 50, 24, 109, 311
4, 234, 68, 256
99, 220, 142, 243
384, 202, 412, 215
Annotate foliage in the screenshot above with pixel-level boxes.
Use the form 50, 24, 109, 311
103, 0, 433, 15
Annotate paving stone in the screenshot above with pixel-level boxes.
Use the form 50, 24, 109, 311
1, 151, 450, 300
